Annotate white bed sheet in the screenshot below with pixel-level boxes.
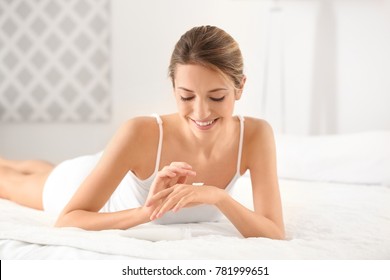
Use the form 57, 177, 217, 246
1, 177, 389, 259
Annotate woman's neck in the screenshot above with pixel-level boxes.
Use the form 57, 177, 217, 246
168, 113, 238, 160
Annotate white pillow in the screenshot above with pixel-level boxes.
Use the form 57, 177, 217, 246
275, 131, 390, 186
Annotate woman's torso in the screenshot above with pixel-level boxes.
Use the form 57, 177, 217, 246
133, 114, 246, 187
102, 114, 246, 223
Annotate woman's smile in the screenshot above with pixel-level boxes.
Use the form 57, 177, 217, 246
190, 117, 219, 130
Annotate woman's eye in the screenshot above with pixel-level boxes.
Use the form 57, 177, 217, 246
180, 96, 195, 102
180, 96, 225, 102
210, 96, 225, 102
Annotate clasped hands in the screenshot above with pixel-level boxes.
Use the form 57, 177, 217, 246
144, 162, 223, 221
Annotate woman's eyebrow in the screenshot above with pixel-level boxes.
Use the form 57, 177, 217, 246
177, 87, 228, 93
177, 87, 194, 92
208, 88, 228, 93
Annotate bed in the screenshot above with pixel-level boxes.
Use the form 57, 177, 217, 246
1, 132, 389, 259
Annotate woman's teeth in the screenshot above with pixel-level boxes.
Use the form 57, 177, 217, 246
195, 120, 215, 126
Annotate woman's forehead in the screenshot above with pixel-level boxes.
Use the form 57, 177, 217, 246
174, 64, 233, 87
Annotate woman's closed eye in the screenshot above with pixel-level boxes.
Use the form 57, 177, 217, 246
180, 96, 225, 102
209, 96, 225, 102
180, 96, 195, 102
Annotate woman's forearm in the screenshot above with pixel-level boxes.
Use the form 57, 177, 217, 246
55, 207, 150, 230
216, 192, 285, 239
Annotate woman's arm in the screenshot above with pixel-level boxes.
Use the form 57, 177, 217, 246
218, 119, 285, 239
55, 118, 153, 230
215, 191, 284, 239
147, 119, 285, 239
55, 207, 150, 230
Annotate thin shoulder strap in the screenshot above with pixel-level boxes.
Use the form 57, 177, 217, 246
151, 114, 163, 173
236, 115, 245, 175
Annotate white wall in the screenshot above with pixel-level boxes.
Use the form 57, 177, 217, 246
1, 0, 390, 163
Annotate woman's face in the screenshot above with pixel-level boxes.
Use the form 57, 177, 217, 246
173, 64, 242, 134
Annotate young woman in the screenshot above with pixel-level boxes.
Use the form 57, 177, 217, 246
0, 26, 284, 239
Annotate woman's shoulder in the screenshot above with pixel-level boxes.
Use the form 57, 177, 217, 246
113, 116, 161, 166
113, 116, 162, 151
121, 115, 161, 134
123, 115, 160, 126
242, 116, 274, 139
242, 116, 276, 154
122, 114, 176, 127
242, 117, 276, 169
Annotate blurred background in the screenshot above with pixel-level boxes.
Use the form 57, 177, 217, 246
1, 0, 390, 163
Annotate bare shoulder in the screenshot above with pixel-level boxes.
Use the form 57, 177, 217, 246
120, 116, 160, 140
104, 116, 160, 170
243, 117, 274, 143
242, 117, 276, 168
118, 116, 160, 152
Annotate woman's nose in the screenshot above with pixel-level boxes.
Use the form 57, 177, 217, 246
193, 99, 210, 120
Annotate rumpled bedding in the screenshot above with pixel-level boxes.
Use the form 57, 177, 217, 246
1, 177, 389, 259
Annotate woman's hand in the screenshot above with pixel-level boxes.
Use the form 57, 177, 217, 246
147, 184, 225, 220
144, 162, 196, 217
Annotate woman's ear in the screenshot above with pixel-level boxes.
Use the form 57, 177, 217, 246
235, 75, 247, 100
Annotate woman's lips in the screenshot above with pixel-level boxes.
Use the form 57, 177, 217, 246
191, 118, 219, 130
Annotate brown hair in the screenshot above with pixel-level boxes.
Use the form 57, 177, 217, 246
168, 25, 244, 89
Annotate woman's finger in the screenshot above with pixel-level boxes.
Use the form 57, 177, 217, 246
167, 166, 196, 177
169, 162, 192, 169
152, 185, 193, 218
171, 194, 192, 212
150, 193, 178, 220
153, 167, 195, 190
158, 166, 196, 180
146, 187, 174, 206
152, 195, 179, 220
150, 204, 163, 220
150, 186, 185, 219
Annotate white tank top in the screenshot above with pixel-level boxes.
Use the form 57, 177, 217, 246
101, 115, 245, 224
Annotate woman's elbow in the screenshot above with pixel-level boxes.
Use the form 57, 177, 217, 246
273, 224, 286, 240
244, 231, 285, 240
54, 214, 66, 228
243, 224, 285, 240
272, 225, 286, 240
274, 229, 285, 240
54, 211, 73, 228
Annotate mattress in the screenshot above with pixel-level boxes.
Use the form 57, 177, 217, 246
1, 176, 389, 259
